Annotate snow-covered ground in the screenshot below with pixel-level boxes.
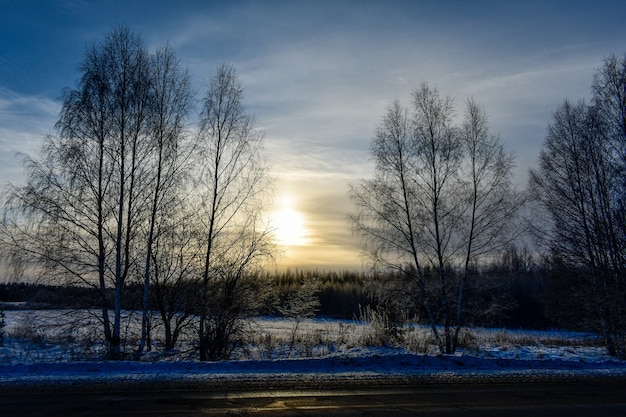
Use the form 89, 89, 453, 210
1, 310, 625, 389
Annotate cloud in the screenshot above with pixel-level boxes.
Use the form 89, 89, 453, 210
2, 0, 625, 269
176, 3, 626, 270
0, 88, 59, 185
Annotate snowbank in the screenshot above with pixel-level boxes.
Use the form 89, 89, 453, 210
2, 346, 625, 393
1, 312, 625, 392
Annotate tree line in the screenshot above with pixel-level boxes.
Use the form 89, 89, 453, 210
0, 24, 624, 360
0, 254, 597, 333
0, 26, 272, 360
351, 54, 626, 359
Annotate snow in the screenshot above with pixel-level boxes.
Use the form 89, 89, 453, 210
1, 311, 625, 389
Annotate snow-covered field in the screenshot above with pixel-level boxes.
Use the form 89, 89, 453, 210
1, 309, 625, 388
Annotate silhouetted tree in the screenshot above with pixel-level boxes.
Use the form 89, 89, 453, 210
530, 53, 626, 358
0, 26, 155, 359
137, 44, 194, 356
350, 83, 521, 354
196, 64, 273, 361
0, 27, 203, 360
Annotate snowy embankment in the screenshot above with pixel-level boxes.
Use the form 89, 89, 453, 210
1, 310, 625, 391
2, 347, 626, 392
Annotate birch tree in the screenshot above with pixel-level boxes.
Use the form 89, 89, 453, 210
453, 98, 519, 350
1, 26, 167, 359
350, 83, 520, 354
196, 64, 272, 361
530, 68, 626, 358
137, 44, 193, 355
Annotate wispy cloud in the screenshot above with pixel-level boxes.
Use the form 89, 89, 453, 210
1, 0, 625, 269
0, 88, 59, 185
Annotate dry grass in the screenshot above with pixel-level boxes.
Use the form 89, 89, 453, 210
0, 309, 606, 362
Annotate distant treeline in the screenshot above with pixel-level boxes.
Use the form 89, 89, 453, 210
0, 283, 100, 309
0, 255, 596, 332
270, 269, 368, 319
270, 259, 596, 331
0, 271, 368, 319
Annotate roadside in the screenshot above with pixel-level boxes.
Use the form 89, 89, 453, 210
2, 355, 626, 394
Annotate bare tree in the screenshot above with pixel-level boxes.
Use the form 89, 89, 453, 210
0, 31, 276, 361
201, 219, 275, 360
0, 26, 192, 360
453, 98, 520, 350
137, 44, 193, 355
102, 27, 154, 359
411, 84, 465, 354
593, 54, 626, 358
592, 54, 626, 155
149, 203, 202, 352
350, 97, 444, 350
530, 95, 626, 358
195, 64, 273, 361
350, 83, 520, 354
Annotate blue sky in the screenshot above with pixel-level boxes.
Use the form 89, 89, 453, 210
1, 0, 626, 270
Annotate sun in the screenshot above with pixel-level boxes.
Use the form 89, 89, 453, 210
270, 195, 310, 247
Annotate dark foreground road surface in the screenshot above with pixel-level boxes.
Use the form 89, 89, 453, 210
1, 379, 626, 417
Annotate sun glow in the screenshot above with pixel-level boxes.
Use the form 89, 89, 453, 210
270, 195, 310, 247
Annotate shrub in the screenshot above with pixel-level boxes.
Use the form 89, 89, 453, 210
357, 305, 404, 347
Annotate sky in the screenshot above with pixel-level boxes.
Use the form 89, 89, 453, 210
1, 0, 625, 271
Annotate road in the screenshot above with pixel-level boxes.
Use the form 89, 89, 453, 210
1, 380, 625, 416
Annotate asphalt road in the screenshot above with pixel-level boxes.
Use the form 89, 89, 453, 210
1, 380, 625, 416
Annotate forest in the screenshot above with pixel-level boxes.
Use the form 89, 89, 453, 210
0, 25, 625, 361
0, 250, 591, 331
